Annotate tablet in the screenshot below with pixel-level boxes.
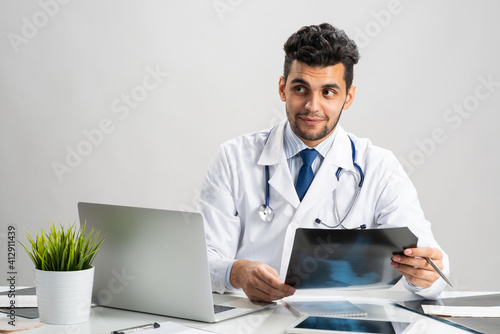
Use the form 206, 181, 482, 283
286, 315, 414, 334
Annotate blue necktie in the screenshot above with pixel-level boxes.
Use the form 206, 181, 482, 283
296, 149, 319, 201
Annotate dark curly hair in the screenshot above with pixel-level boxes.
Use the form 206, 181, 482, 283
283, 23, 360, 92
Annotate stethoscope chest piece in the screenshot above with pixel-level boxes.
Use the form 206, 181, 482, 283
258, 204, 274, 222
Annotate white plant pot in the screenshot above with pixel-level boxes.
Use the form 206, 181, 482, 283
34, 266, 95, 325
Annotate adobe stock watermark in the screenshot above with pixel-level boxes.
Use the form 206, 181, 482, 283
235, 309, 267, 334
6, 0, 72, 54
178, 186, 202, 225
286, 234, 341, 288
51, 65, 168, 182
399, 74, 499, 176
268, 107, 285, 128
212, 0, 243, 21
178, 187, 201, 213
95, 266, 136, 306
350, 0, 404, 50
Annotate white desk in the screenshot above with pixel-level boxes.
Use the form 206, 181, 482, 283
2, 287, 495, 334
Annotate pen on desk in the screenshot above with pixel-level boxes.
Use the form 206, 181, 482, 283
425, 257, 454, 288
111, 322, 160, 334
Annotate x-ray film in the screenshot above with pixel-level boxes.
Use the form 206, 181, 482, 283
285, 227, 417, 289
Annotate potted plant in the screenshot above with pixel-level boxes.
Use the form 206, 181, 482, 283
20, 221, 105, 325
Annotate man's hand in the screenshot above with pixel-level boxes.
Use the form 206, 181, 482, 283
391, 247, 444, 288
230, 260, 295, 302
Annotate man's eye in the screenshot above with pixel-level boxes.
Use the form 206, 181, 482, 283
324, 89, 336, 96
294, 86, 307, 94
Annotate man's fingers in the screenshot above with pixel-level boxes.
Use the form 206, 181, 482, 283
396, 263, 441, 281
244, 279, 292, 302
394, 263, 440, 288
252, 273, 294, 301
245, 287, 274, 302
404, 247, 443, 260
402, 273, 435, 289
255, 265, 281, 286
250, 263, 294, 292
234, 260, 295, 301
393, 247, 444, 270
392, 255, 431, 269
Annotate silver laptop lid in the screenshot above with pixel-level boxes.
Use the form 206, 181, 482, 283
78, 202, 216, 322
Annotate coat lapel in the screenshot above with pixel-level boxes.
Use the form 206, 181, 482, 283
257, 120, 300, 209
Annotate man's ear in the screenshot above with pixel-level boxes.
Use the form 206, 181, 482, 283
343, 85, 356, 110
279, 76, 286, 101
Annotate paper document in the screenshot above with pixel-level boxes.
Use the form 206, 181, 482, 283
422, 305, 500, 318
0, 295, 37, 308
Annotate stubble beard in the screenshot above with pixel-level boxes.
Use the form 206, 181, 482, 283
287, 109, 343, 143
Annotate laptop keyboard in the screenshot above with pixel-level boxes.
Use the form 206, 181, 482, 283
214, 304, 236, 314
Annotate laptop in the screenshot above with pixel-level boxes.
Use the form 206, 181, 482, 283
77, 202, 275, 323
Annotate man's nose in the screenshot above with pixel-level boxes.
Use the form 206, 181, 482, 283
305, 94, 320, 112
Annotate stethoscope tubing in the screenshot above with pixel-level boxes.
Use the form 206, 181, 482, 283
264, 165, 270, 207
259, 129, 365, 228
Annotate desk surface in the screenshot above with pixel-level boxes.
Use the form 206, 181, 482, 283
2, 287, 496, 334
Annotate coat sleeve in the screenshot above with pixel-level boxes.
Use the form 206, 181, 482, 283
373, 151, 450, 299
195, 144, 241, 294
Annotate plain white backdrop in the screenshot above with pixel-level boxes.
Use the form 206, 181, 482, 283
1, 0, 499, 292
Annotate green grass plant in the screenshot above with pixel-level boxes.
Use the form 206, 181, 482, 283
20, 221, 105, 271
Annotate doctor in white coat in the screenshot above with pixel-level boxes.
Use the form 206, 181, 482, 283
196, 23, 449, 302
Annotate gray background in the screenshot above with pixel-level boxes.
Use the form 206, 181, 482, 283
1, 0, 499, 292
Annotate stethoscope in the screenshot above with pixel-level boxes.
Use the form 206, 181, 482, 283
258, 131, 366, 230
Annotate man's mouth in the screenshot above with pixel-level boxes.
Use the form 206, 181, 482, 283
298, 116, 326, 126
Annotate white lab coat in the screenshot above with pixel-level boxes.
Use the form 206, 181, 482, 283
196, 119, 449, 299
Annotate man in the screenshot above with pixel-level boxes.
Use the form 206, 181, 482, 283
196, 23, 449, 302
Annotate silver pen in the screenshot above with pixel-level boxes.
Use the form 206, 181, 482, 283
111, 322, 160, 334
425, 257, 454, 287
